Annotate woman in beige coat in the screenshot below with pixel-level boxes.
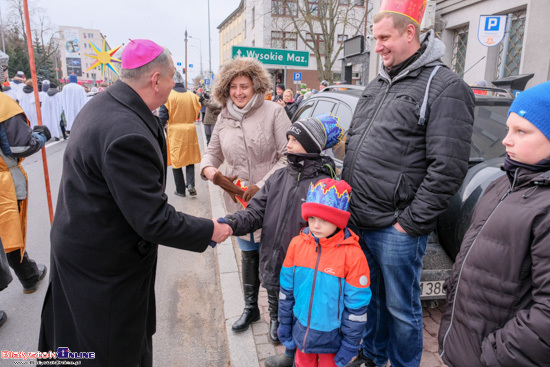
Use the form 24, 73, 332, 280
200, 57, 291, 334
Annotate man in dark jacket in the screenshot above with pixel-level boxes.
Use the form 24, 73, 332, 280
344, 4, 474, 367
38, 39, 232, 367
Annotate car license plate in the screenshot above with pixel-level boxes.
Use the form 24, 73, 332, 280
420, 280, 446, 298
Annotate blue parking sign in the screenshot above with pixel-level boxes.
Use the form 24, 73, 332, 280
478, 15, 507, 47
204, 79, 210, 85
484, 16, 500, 31
293, 72, 302, 81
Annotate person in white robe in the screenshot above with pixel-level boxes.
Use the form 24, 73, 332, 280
41, 82, 62, 140
18, 79, 43, 128
60, 74, 86, 131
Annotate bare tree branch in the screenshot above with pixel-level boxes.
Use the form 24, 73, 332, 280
273, 0, 366, 83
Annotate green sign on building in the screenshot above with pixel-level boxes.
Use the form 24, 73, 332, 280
232, 46, 309, 67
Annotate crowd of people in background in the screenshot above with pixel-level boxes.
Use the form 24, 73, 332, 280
1, 64, 109, 142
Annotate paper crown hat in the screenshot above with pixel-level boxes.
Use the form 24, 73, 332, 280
379, 0, 428, 25
302, 178, 352, 229
122, 39, 164, 70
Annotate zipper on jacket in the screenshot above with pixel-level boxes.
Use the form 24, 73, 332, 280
348, 82, 392, 180
440, 172, 516, 359
240, 120, 252, 185
302, 238, 322, 352
338, 278, 342, 322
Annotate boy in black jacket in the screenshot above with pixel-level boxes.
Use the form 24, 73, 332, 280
224, 114, 343, 367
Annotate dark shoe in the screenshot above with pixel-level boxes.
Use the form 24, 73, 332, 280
188, 186, 197, 196
23, 264, 47, 294
174, 190, 186, 197
265, 352, 294, 367
232, 250, 260, 332
267, 289, 280, 344
268, 318, 280, 344
231, 307, 260, 332
0, 311, 7, 328
54, 137, 60, 141
346, 349, 377, 367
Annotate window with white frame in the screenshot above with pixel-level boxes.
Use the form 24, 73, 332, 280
272, 0, 297, 16
451, 25, 468, 78
496, 10, 526, 78
337, 34, 348, 43
271, 31, 297, 50
306, 32, 325, 54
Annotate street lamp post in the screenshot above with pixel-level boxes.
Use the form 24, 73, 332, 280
190, 45, 203, 76
184, 29, 188, 88
0, 5, 5, 53
207, 0, 212, 81
188, 35, 203, 78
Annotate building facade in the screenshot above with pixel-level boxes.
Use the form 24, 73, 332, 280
218, 0, 369, 92
58, 26, 120, 86
218, 0, 246, 67
366, 0, 550, 89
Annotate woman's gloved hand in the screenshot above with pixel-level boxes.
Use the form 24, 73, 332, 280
213, 171, 245, 203
242, 185, 259, 202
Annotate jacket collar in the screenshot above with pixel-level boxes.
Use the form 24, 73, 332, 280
286, 153, 336, 179
301, 227, 359, 248
173, 83, 187, 93
379, 29, 446, 82
220, 93, 265, 122
107, 80, 161, 138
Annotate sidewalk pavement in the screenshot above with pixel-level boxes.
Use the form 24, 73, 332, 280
207, 177, 448, 367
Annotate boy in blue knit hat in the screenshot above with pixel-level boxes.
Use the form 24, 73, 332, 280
223, 114, 344, 367
438, 81, 550, 366
279, 178, 371, 367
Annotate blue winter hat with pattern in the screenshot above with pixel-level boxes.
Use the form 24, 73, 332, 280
302, 178, 352, 229
287, 113, 344, 153
69, 74, 78, 83
508, 81, 550, 140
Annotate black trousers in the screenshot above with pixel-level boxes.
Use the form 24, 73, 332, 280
173, 165, 195, 193
6, 250, 39, 288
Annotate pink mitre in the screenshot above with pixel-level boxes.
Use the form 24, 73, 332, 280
122, 39, 164, 69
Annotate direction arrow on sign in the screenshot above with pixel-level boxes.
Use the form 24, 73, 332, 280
232, 46, 309, 67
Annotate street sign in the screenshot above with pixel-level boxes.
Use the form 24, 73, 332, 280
177, 62, 182, 66
189, 64, 194, 68
293, 72, 302, 81
204, 79, 210, 85
478, 15, 507, 47
232, 46, 309, 67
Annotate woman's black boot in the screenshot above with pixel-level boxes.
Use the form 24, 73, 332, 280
267, 289, 280, 344
232, 250, 261, 332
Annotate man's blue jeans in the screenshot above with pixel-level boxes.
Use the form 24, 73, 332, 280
350, 224, 428, 367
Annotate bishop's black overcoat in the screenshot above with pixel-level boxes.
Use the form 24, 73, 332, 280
39, 80, 214, 365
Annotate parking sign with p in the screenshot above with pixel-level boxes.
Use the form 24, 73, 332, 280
478, 15, 507, 47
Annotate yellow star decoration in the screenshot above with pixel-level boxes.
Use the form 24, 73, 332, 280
84, 39, 122, 78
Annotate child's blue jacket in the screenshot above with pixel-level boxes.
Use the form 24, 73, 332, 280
279, 227, 371, 353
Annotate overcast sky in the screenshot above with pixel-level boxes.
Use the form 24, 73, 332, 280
1, 0, 242, 81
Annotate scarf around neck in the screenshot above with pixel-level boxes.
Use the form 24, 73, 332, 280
226, 93, 260, 121
503, 154, 550, 174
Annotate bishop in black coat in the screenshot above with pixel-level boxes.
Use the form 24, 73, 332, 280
39, 79, 216, 366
